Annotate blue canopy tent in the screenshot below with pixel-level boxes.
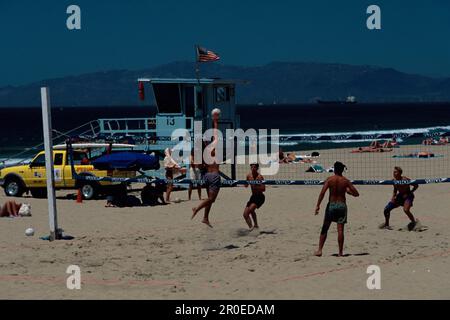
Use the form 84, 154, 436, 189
92, 152, 160, 171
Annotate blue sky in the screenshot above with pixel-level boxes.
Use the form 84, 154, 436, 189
1, 0, 450, 86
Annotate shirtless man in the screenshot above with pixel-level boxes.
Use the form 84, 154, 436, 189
314, 161, 359, 257
191, 109, 221, 227
379, 167, 419, 230
243, 163, 265, 230
188, 149, 202, 201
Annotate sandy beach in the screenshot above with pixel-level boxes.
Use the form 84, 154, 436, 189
1, 174, 450, 299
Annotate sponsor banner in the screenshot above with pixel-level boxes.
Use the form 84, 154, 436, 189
71, 173, 450, 186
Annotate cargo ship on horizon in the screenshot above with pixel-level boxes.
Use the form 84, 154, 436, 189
316, 96, 357, 105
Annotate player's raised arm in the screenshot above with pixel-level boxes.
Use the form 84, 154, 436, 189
210, 108, 220, 150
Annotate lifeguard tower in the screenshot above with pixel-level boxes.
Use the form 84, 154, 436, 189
95, 78, 241, 153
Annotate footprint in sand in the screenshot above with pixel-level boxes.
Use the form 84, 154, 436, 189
398, 220, 429, 232
233, 228, 277, 238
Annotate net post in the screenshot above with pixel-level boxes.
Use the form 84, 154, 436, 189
231, 135, 237, 180
41, 87, 59, 241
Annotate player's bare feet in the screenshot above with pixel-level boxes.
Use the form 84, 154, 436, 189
314, 250, 322, 257
407, 220, 417, 231
338, 252, 344, 257
202, 219, 213, 228
378, 222, 393, 230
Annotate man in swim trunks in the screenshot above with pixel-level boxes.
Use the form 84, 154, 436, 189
314, 161, 359, 257
379, 166, 419, 230
191, 110, 221, 227
243, 163, 265, 230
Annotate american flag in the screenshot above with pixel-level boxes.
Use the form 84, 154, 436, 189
196, 46, 220, 62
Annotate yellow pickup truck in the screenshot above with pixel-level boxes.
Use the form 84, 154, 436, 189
0, 146, 135, 200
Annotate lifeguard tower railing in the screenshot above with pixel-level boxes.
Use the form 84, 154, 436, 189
95, 116, 195, 151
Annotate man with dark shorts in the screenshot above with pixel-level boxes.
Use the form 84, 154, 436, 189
243, 163, 265, 230
379, 166, 419, 231
314, 161, 359, 257
191, 109, 221, 227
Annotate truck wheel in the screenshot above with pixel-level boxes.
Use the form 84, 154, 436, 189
80, 182, 98, 200
30, 188, 47, 199
4, 178, 25, 197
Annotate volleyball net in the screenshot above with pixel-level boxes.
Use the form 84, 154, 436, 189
227, 130, 450, 184
69, 127, 450, 186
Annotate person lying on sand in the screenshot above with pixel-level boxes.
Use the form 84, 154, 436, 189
379, 166, 419, 231
243, 163, 265, 230
0, 201, 22, 217
314, 161, 359, 257
382, 138, 398, 148
352, 146, 393, 153
393, 152, 435, 158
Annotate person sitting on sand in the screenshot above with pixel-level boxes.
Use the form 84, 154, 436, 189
0, 200, 22, 217
314, 161, 359, 257
141, 182, 167, 206
370, 140, 381, 149
279, 149, 289, 163
438, 137, 449, 145
278, 149, 297, 163
243, 163, 265, 230
392, 137, 398, 146
379, 167, 419, 231
286, 152, 297, 162
382, 138, 398, 148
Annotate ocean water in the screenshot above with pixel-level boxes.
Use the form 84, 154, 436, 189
1, 103, 450, 160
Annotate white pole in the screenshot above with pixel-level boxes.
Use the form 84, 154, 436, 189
41, 87, 59, 241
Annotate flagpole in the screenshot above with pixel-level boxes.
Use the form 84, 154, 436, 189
194, 44, 200, 84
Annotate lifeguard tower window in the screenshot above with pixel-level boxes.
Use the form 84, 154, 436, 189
153, 83, 182, 114
196, 87, 204, 110
184, 86, 195, 117
215, 86, 230, 102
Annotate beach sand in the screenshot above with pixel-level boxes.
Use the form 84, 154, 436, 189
1, 144, 450, 299
1, 182, 449, 299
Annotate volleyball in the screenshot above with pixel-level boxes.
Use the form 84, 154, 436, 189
25, 228, 34, 237
174, 197, 181, 203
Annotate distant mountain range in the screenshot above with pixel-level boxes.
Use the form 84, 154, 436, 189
1, 61, 450, 106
